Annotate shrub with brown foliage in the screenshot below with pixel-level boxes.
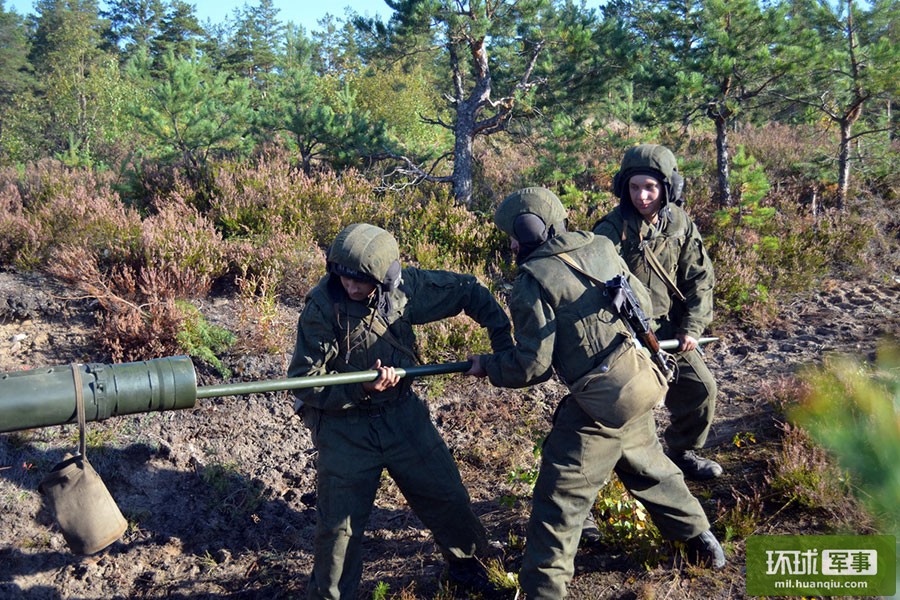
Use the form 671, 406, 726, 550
142, 195, 228, 298
48, 246, 184, 362
0, 181, 35, 266
0, 160, 142, 269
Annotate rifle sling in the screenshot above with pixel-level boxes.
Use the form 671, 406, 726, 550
617, 219, 686, 302
639, 235, 687, 302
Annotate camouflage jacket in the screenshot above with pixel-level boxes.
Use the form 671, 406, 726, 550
593, 204, 714, 339
288, 268, 513, 412
481, 231, 651, 389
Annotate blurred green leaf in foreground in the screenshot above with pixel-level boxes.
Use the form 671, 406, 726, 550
791, 339, 900, 536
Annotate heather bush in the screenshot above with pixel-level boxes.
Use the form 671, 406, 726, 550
392, 191, 500, 271
0, 179, 35, 266
233, 265, 292, 356
0, 160, 143, 269
226, 233, 326, 302
47, 245, 185, 362
736, 122, 833, 185
766, 419, 871, 532
210, 151, 312, 240
306, 172, 388, 244
701, 145, 874, 324
709, 201, 875, 324
415, 314, 493, 365
472, 136, 539, 207
207, 152, 383, 301
142, 196, 228, 297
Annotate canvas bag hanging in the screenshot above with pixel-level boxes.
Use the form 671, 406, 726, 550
568, 340, 668, 429
38, 364, 127, 555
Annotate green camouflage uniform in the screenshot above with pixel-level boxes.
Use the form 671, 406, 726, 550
593, 149, 717, 454
480, 189, 712, 599
288, 224, 513, 600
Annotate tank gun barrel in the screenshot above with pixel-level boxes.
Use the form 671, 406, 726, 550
1, 356, 198, 434
0, 358, 471, 434
0, 338, 717, 434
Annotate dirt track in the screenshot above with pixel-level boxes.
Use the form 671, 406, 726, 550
1, 269, 897, 599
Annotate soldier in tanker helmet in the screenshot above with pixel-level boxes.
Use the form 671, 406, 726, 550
466, 188, 725, 599
288, 223, 514, 599
592, 144, 722, 482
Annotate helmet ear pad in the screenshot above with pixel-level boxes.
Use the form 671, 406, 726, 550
669, 171, 685, 206
513, 213, 549, 247
612, 169, 626, 200
382, 260, 402, 292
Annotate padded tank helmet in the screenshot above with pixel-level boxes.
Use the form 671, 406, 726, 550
495, 187, 568, 264
494, 187, 568, 243
327, 223, 402, 292
612, 144, 685, 207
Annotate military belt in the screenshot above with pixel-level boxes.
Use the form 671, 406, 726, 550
320, 392, 412, 418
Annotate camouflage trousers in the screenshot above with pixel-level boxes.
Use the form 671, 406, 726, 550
519, 396, 711, 599
303, 395, 487, 600
663, 348, 717, 452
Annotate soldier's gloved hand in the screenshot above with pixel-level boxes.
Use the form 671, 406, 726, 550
363, 359, 400, 393
465, 355, 487, 378
677, 333, 698, 352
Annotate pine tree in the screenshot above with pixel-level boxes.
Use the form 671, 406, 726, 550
0, 1, 39, 163
258, 63, 391, 174
777, 0, 900, 208
221, 0, 285, 89
620, 0, 797, 206
151, 0, 205, 64
129, 51, 253, 194
355, 0, 548, 206
102, 0, 166, 58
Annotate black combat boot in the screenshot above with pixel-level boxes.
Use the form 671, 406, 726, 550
580, 512, 602, 545
666, 449, 723, 480
684, 530, 726, 569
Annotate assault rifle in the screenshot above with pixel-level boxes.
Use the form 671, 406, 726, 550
606, 274, 680, 381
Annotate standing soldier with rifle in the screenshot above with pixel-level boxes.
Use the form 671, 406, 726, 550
593, 144, 722, 482
287, 223, 513, 600
467, 188, 724, 600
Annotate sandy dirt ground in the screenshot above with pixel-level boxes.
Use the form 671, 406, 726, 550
1, 268, 897, 599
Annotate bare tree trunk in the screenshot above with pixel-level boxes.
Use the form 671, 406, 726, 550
715, 115, 732, 207
889, 99, 894, 141
452, 100, 476, 206
837, 119, 852, 210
